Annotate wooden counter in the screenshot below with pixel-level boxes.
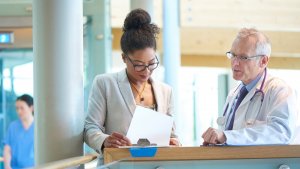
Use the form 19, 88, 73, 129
104, 145, 300, 164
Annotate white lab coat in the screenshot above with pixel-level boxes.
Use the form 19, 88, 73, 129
220, 70, 298, 145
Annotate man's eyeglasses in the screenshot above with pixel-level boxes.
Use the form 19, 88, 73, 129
126, 55, 159, 72
226, 52, 263, 61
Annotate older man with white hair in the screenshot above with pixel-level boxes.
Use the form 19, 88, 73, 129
202, 28, 298, 145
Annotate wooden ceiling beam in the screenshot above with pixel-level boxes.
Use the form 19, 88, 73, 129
112, 28, 300, 58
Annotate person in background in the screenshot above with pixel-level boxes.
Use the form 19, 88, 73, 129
84, 8, 179, 162
3, 94, 34, 169
202, 28, 298, 145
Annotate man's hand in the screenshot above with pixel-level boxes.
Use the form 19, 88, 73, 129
103, 132, 132, 148
202, 127, 226, 146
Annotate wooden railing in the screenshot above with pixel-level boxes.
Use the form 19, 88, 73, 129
32, 154, 98, 169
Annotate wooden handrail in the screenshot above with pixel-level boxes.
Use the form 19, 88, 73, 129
104, 145, 300, 164
32, 154, 98, 169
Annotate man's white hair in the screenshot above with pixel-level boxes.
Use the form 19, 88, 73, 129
235, 28, 272, 57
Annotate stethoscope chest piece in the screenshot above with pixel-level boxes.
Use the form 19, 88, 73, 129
246, 119, 255, 126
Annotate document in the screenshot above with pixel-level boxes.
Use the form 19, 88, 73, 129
126, 106, 173, 146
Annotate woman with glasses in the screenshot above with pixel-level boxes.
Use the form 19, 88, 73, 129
84, 9, 179, 159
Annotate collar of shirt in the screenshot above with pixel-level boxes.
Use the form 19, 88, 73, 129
242, 73, 263, 92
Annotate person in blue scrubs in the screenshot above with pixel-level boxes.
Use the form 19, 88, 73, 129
3, 94, 34, 169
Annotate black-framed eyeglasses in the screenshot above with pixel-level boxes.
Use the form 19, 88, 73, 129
126, 55, 159, 72
226, 52, 264, 61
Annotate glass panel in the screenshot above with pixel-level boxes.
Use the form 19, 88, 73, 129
97, 158, 300, 169
177, 67, 229, 146
0, 49, 33, 169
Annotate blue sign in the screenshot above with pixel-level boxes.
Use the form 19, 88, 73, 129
129, 147, 157, 157
0, 32, 13, 44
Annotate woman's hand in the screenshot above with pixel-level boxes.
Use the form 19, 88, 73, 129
103, 132, 132, 148
169, 138, 181, 146
3, 145, 12, 169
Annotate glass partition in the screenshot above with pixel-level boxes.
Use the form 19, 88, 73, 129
96, 158, 300, 169
0, 49, 33, 169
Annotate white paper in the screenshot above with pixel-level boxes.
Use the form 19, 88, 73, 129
126, 106, 173, 146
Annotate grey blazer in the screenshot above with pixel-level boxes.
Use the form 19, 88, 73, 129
84, 69, 176, 154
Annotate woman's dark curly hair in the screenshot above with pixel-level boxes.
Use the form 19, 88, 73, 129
121, 8, 160, 55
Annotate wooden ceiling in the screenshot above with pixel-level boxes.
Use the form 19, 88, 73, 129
111, 0, 300, 30
111, 0, 300, 68
1, 0, 299, 68
180, 0, 300, 31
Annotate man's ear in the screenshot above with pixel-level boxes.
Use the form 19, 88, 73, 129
260, 55, 269, 68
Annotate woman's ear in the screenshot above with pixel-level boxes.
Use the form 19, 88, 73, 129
122, 54, 126, 63
30, 105, 34, 115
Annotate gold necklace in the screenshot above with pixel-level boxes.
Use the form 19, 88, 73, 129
129, 80, 147, 102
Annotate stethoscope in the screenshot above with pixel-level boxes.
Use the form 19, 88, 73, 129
217, 68, 267, 127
